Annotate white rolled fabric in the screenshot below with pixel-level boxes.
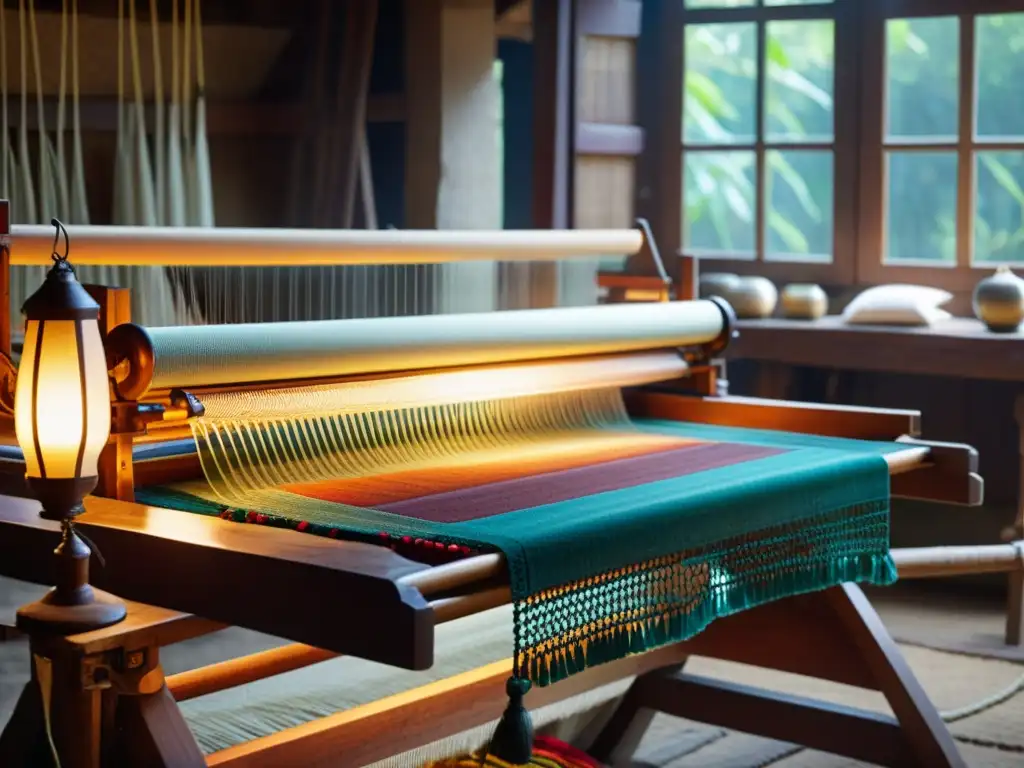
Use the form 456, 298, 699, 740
128, 300, 726, 393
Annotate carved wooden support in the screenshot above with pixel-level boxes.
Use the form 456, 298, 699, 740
892, 436, 983, 507
85, 286, 135, 502
1006, 393, 1024, 646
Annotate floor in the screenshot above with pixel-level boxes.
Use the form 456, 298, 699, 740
1, 580, 1022, 767
624, 584, 1024, 768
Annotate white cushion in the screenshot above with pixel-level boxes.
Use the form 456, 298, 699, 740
842, 284, 953, 326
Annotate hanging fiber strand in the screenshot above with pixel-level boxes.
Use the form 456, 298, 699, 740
1, 0, 24, 332
54, 0, 71, 218
191, 0, 213, 228
27, 0, 56, 221
69, 0, 89, 226
128, 0, 158, 228
65, 0, 119, 292
189, 387, 634, 512
16, 0, 36, 225
0, 0, 12, 203
180, 0, 193, 216
150, 0, 166, 226
103, 0, 184, 327
113, 0, 135, 226
11, 0, 42, 331
131, 0, 182, 326
167, 0, 187, 227
58, 0, 101, 289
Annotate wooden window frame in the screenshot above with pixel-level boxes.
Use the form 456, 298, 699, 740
857, 0, 1024, 294
648, 0, 859, 287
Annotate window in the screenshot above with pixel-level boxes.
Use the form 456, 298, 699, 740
676, 0, 852, 284
858, 4, 1024, 291
647, 0, 1024, 292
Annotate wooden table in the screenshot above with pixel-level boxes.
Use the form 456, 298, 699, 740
727, 316, 1024, 645
730, 317, 1024, 381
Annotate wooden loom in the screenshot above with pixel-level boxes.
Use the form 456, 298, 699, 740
0, 215, 989, 768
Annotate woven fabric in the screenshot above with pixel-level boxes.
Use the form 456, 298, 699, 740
138, 413, 902, 688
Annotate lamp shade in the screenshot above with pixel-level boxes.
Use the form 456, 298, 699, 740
14, 259, 110, 481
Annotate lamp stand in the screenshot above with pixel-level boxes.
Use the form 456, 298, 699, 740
16, 478, 127, 636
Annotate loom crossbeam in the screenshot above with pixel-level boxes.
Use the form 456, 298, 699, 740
6, 224, 646, 267
0, 494, 439, 669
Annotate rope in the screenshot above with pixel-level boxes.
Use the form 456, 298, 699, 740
940, 670, 1024, 723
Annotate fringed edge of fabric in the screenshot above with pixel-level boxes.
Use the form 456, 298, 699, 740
513, 501, 896, 688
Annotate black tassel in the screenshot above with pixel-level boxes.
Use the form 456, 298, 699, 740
488, 676, 534, 765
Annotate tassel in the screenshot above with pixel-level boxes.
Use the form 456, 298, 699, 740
488, 676, 534, 765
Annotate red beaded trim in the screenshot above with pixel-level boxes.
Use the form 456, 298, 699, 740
377, 531, 475, 561
215, 509, 476, 563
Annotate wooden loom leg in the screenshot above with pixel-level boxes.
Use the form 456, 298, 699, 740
0, 681, 48, 765
828, 584, 964, 767
37, 649, 105, 768
114, 684, 206, 767
87, 285, 135, 502
1006, 393, 1024, 646
587, 585, 964, 768
585, 662, 685, 763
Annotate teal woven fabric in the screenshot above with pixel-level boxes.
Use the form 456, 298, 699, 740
138, 420, 901, 686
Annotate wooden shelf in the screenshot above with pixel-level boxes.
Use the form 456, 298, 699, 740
729, 316, 1024, 383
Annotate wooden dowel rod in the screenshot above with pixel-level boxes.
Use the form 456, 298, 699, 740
166, 585, 512, 702
167, 645, 340, 702
893, 544, 1024, 579
8, 225, 643, 267
398, 553, 505, 594
429, 586, 511, 623
884, 446, 930, 475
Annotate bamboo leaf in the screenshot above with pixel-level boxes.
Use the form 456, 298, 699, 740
980, 153, 1024, 207
767, 210, 809, 254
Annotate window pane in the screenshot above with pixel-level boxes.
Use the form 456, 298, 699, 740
765, 150, 833, 262
885, 151, 957, 264
683, 150, 756, 257
765, 20, 835, 143
685, 0, 755, 7
885, 17, 959, 141
976, 14, 1024, 140
975, 151, 1024, 264
684, 23, 757, 145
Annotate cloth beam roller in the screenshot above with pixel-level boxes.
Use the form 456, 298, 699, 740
106, 300, 732, 398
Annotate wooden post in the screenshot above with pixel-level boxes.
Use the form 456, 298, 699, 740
0, 200, 10, 362
404, 0, 502, 315
85, 285, 135, 502
1007, 393, 1024, 645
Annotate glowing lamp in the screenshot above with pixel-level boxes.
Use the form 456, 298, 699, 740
14, 220, 126, 634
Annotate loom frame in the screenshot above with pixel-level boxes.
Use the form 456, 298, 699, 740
0, 345, 985, 766
0, 219, 989, 767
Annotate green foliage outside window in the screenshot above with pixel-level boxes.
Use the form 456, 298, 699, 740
682, 9, 1024, 266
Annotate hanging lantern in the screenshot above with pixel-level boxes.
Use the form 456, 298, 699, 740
14, 219, 125, 634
